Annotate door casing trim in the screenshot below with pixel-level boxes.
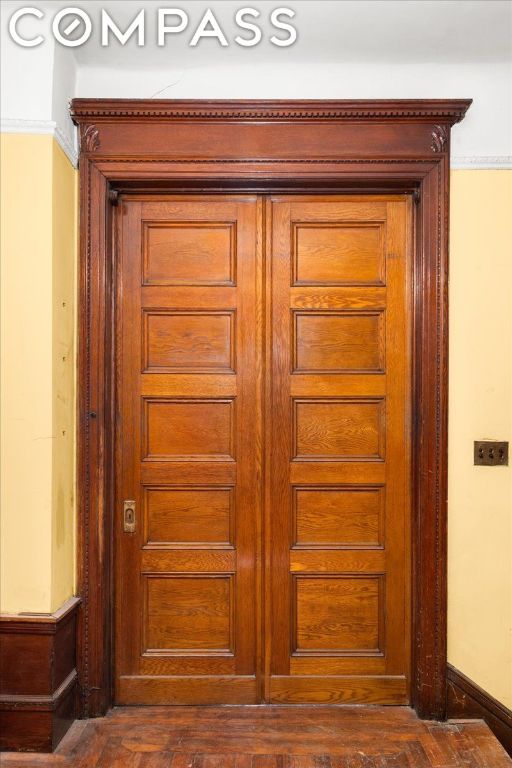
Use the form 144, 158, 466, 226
71, 98, 471, 720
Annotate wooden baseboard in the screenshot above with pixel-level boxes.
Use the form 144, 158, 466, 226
0, 596, 80, 752
447, 663, 512, 757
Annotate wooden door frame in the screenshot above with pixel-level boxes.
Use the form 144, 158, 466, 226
71, 99, 471, 720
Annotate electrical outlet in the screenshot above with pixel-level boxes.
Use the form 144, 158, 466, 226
474, 441, 509, 466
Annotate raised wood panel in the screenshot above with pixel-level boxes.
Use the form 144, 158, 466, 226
144, 486, 233, 547
293, 575, 383, 655
143, 575, 234, 654
143, 311, 235, 373
143, 222, 236, 286
293, 311, 385, 373
293, 223, 385, 286
293, 398, 385, 461
293, 486, 384, 548
143, 398, 235, 461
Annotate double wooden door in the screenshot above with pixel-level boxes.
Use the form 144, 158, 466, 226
114, 194, 412, 705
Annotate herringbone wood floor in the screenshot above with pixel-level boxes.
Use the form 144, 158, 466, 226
2, 706, 510, 767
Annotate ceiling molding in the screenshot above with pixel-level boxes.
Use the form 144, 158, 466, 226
0, 118, 78, 168
451, 155, 512, 170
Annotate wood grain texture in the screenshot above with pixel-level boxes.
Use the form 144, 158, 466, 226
0, 598, 79, 752
73, 99, 471, 719
143, 222, 236, 286
3, 705, 510, 767
115, 193, 411, 708
293, 311, 384, 373
293, 486, 384, 548
293, 398, 386, 460
293, 575, 382, 653
268, 198, 411, 705
144, 486, 233, 547
293, 223, 385, 286
114, 197, 261, 704
144, 398, 236, 461
144, 575, 233, 653
143, 311, 235, 373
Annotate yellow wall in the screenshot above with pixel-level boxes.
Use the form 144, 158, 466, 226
0, 140, 510, 707
448, 169, 512, 709
0, 134, 77, 613
51, 141, 77, 610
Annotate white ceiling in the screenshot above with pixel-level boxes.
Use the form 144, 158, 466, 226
13, 0, 512, 68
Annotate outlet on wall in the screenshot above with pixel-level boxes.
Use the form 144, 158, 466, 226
473, 441, 509, 466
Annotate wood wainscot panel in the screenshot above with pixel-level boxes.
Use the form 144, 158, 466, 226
0, 597, 80, 752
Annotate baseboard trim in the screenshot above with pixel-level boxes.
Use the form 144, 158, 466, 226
0, 597, 80, 752
0, 669, 78, 710
447, 663, 512, 757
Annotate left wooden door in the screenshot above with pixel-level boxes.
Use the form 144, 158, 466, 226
114, 196, 262, 704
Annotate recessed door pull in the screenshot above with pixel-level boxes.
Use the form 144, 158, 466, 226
123, 500, 136, 532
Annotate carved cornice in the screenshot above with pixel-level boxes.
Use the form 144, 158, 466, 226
71, 99, 472, 125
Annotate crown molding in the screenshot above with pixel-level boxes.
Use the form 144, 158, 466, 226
70, 98, 472, 125
451, 155, 512, 170
0, 118, 78, 168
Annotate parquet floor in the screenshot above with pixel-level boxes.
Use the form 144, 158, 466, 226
1, 706, 510, 767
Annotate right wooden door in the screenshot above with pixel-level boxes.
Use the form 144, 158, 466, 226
266, 196, 412, 704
